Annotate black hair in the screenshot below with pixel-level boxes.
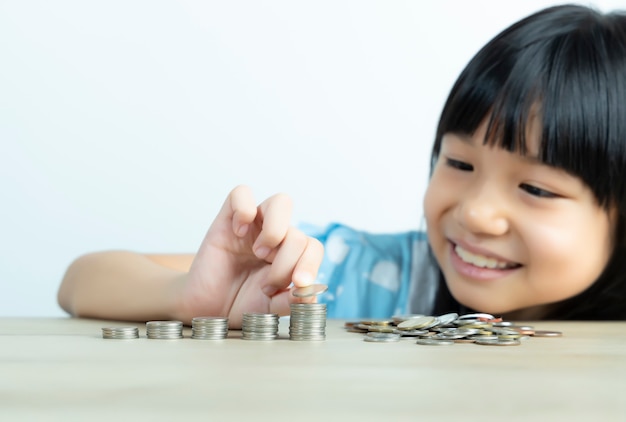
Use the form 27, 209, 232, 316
430, 4, 626, 320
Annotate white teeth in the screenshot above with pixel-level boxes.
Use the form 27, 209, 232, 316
455, 245, 512, 269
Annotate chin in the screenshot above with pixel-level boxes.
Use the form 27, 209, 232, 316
450, 290, 516, 316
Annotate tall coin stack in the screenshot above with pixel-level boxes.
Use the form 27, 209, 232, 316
289, 303, 327, 341
191, 316, 229, 340
102, 326, 139, 339
241, 313, 279, 340
146, 320, 184, 339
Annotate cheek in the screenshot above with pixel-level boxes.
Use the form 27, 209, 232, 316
525, 214, 613, 294
423, 182, 443, 235
423, 168, 450, 227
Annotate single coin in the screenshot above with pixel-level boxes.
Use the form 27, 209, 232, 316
475, 339, 521, 346
415, 338, 454, 346
432, 333, 466, 340
453, 338, 476, 344
497, 333, 523, 340
533, 330, 563, 337
364, 332, 401, 342
394, 329, 429, 336
397, 316, 438, 330
457, 313, 495, 321
490, 327, 520, 335
436, 313, 459, 326
358, 319, 395, 326
392, 314, 425, 324
291, 284, 328, 297
470, 335, 499, 341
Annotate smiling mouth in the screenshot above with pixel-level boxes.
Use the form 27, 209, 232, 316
454, 244, 521, 270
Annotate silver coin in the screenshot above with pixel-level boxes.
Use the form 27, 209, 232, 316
475, 339, 521, 346
364, 332, 401, 342
470, 335, 499, 341
392, 314, 425, 324
432, 333, 466, 340
415, 338, 454, 346
456, 313, 495, 321
490, 327, 520, 335
393, 329, 429, 336
436, 313, 459, 326
291, 284, 328, 297
533, 330, 563, 337
397, 316, 438, 330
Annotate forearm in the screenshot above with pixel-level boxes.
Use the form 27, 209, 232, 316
58, 251, 186, 323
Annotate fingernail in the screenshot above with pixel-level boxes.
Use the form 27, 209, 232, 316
254, 246, 270, 259
262, 285, 277, 296
237, 224, 249, 237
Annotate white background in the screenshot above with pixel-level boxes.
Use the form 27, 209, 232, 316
1, 0, 623, 317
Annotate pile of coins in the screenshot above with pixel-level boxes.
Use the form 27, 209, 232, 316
348, 313, 562, 346
146, 320, 184, 339
102, 326, 139, 339
289, 303, 327, 341
241, 313, 280, 340
191, 316, 229, 340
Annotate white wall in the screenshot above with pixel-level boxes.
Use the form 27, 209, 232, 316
1, 0, 623, 317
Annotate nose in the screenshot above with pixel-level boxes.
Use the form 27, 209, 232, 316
455, 183, 510, 236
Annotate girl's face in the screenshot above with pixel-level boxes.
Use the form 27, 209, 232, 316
423, 119, 615, 319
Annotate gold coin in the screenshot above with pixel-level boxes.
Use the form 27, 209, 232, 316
358, 319, 395, 326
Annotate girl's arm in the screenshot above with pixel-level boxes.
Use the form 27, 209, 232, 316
58, 252, 194, 323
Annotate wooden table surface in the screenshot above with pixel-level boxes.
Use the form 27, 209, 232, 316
1, 317, 625, 421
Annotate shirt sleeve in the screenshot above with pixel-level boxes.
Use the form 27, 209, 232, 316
299, 222, 430, 319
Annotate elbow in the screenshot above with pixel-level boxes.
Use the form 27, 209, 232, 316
58, 257, 78, 316
57, 253, 94, 316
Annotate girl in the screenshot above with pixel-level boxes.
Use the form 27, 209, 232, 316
58, 4, 626, 327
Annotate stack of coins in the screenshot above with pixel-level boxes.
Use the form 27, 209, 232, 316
241, 313, 279, 340
191, 316, 229, 340
102, 326, 139, 339
289, 303, 327, 341
146, 320, 184, 339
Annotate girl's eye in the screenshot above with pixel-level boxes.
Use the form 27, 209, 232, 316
519, 183, 558, 198
445, 158, 473, 171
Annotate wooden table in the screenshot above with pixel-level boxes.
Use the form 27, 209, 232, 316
1, 318, 625, 421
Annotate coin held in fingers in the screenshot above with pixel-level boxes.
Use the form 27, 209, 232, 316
291, 284, 328, 297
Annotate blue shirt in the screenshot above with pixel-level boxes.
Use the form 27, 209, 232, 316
300, 223, 439, 319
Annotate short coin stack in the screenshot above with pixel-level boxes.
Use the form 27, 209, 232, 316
102, 326, 139, 339
191, 316, 229, 340
241, 313, 280, 340
348, 313, 562, 346
289, 303, 327, 341
146, 320, 184, 339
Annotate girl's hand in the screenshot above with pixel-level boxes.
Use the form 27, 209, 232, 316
174, 185, 324, 328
